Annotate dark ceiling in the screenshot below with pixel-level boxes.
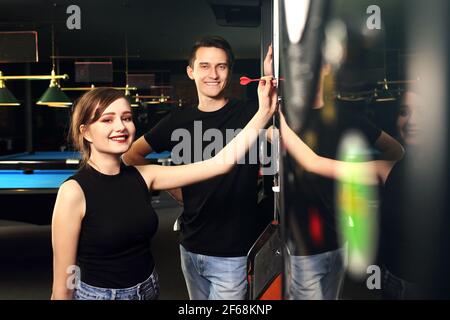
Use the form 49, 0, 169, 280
0, 0, 410, 85
0, 0, 409, 63
0, 0, 262, 62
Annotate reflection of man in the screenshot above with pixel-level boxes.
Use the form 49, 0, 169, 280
289, 68, 402, 300
124, 36, 271, 300
265, 46, 404, 299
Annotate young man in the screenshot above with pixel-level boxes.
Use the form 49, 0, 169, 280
123, 36, 271, 300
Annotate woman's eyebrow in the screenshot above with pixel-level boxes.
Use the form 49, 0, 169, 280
100, 112, 115, 116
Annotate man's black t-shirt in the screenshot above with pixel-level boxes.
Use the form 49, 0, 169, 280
144, 99, 269, 257
289, 105, 381, 255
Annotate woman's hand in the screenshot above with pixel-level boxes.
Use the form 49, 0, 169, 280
257, 75, 278, 118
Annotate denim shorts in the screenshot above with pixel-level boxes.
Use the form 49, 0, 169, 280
179, 245, 247, 300
73, 269, 159, 300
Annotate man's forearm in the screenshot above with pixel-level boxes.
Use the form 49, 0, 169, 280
122, 153, 151, 165
123, 136, 154, 165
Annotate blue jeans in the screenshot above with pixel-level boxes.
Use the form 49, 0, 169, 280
180, 245, 247, 300
288, 245, 348, 300
73, 269, 159, 300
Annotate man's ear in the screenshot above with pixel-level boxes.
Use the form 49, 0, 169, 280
187, 65, 195, 80
80, 124, 92, 143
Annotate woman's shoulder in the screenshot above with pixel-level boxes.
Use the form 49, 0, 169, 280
58, 179, 84, 200
53, 179, 86, 220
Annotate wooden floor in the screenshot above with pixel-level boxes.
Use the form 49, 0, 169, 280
0, 192, 379, 300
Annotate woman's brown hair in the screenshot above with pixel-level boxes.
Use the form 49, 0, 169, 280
69, 88, 127, 166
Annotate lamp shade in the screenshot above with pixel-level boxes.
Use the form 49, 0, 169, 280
0, 86, 20, 106
126, 93, 141, 107
36, 86, 72, 107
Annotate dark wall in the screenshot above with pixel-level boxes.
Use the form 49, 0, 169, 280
0, 58, 259, 154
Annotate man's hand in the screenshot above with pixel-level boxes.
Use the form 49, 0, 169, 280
263, 44, 273, 76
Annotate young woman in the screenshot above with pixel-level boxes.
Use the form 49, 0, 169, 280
51, 79, 277, 300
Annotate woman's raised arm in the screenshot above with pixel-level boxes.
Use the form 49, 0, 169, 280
138, 76, 278, 191
277, 112, 393, 185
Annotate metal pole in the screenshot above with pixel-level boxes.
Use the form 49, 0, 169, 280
24, 63, 33, 153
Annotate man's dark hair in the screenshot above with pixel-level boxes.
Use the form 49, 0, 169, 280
188, 35, 235, 70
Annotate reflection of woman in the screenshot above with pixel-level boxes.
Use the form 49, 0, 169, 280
265, 45, 404, 300
51, 83, 277, 300
396, 92, 422, 146
275, 91, 425, 299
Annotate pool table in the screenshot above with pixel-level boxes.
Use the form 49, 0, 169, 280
0, 151, 171, 193
0, 151, 171, 224
0, 151, 171, 170
0, 170, 76, 194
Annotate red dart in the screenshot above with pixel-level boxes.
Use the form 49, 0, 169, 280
239, 76, 284, 86
240, 76, 260, 85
